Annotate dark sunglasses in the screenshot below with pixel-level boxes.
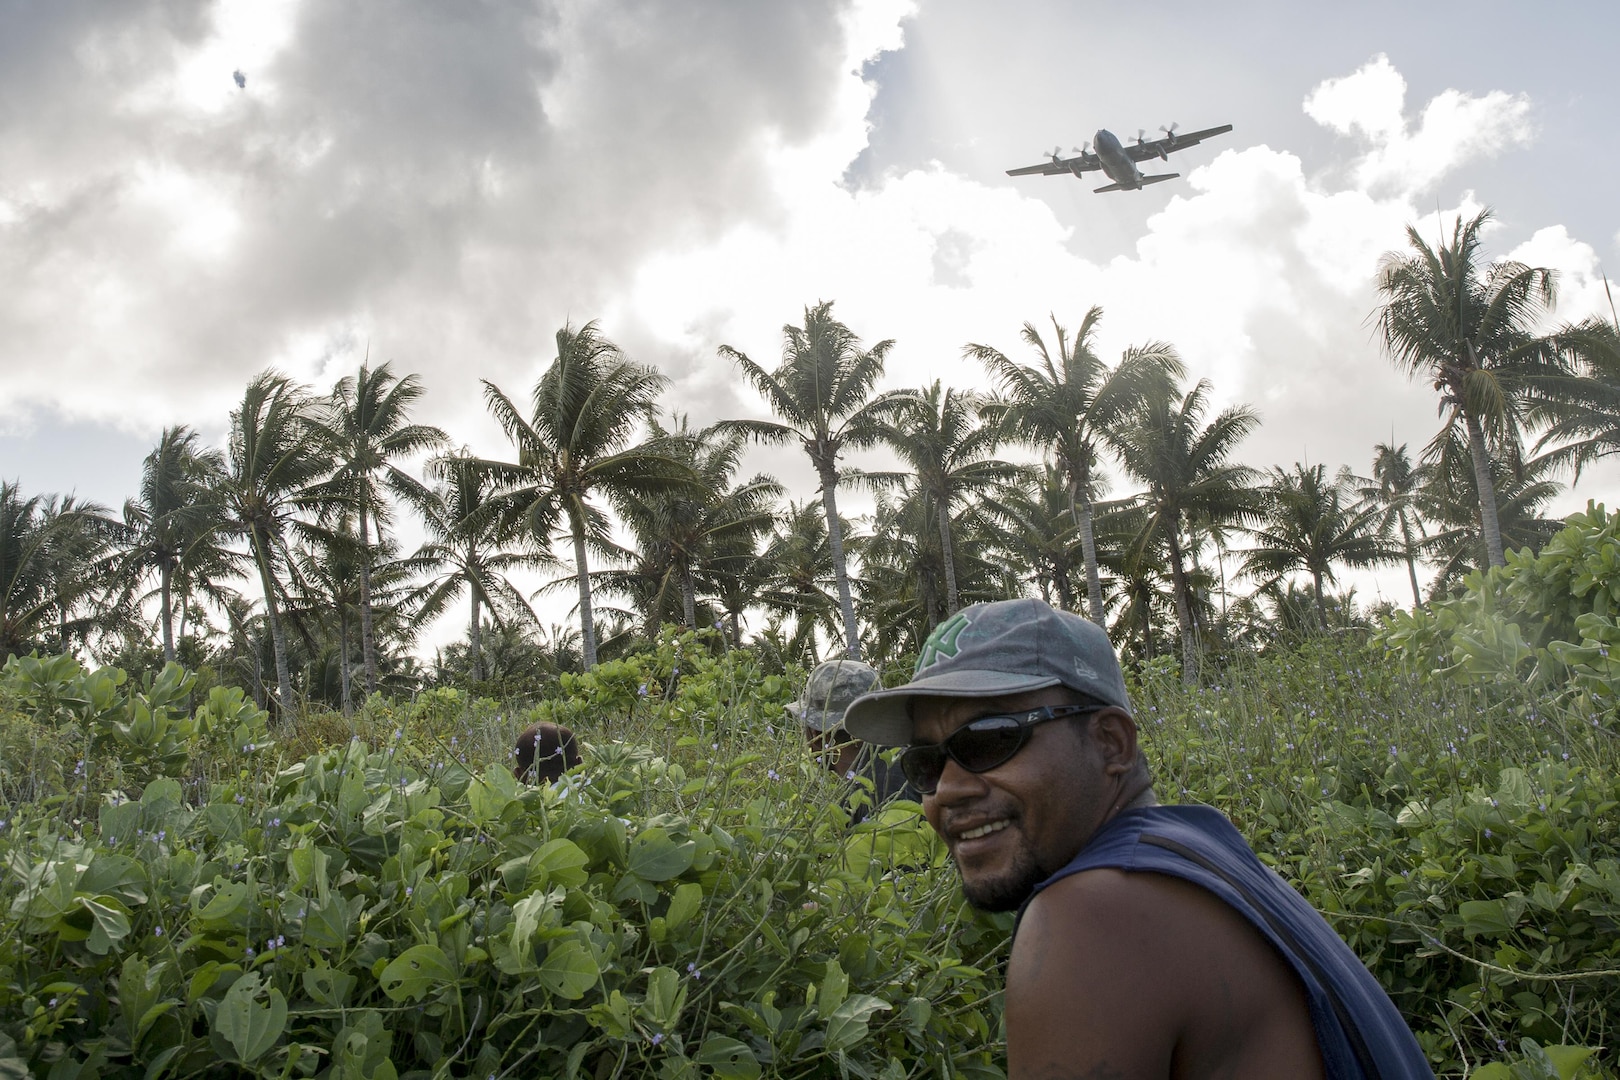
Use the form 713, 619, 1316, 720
900, 705, 1105, 795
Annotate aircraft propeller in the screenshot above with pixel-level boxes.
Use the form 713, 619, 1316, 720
1136, 129, 1148, 145
1071, 143, 1091, 156
1048, 145, 1063, 162
1160, 122, 1180, 142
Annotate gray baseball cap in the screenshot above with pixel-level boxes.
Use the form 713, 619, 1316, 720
787, 657, 882, 732
842, 598, 1131, 746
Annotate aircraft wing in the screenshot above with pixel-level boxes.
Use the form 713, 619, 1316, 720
1124, 124, 1234, 163
1006, 151, 1100, 177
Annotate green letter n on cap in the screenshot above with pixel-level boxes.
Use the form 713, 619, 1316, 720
917, 612, 971, 673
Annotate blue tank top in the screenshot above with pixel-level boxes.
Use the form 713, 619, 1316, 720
1020, 805, 1433, 1080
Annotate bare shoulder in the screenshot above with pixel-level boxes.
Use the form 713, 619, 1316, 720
1009, 870, 1324, 1080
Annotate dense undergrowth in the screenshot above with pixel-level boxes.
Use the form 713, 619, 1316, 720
3, 594, 1620, 1077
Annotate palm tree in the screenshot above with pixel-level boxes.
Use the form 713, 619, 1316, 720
314, 361, 447, 698
1239, 463, 1395, 628
21, 493, 125, 657
1527, 320, 1620, 478
1416, 429, 1565, 586
977, 464, 1083, 610
1114, 378, 1259, 680
758, 500, 844, 661
1357, 441, 1429, 607
118, 426, 240, 663
479, 322, 691, 668
967, 308, 1182, 624
613, 416, 783, 633
1374, 208, 1613, 567
0, 483, 102, 659
719, 300, 893, 658
408, 451, 550, 683
220, 372, 335, 718
863, 381, 1026, 614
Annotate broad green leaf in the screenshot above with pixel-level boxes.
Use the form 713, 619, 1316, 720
1458, 897, 1525, 938
1541, 1044, 1600, 1080
302, 894, 356, 949
377, 944, 457, 1003
627, 828, 696, 882
665, 882, 702, 929
533, 838, 591, 889
193, 881, 251, 924
510, 887, 564, 957
536, 940, 599, 1000
695, 1035, 761, 1080
817, 959, 849, 1019
823, 994, 891, 1053
641, 966, 687, 1029
80, 896, 131, 955
213, 972, 288, 1064
79, 855, 147, 907
302, 961, 357, 1009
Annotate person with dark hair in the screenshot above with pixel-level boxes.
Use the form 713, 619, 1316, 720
788, 657, 916, 823
511, 722, 582, 783
843, 598, 1432, 1080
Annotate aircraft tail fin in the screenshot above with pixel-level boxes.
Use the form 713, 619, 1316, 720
1139, 172, 1179, 186
1092, 182, 1125, 193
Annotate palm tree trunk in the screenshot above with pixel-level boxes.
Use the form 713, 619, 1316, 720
571, 515, 598, 668
1399, 509, 1422, 606
1053, 568, 1074, 612
1462, 406, 1506, 568
1166, 526, 1197, 684
469, 586, 482, 682
159, 565, 176, 663
357, 502, 378, 697
1072, 468, 1106, 625
936, 502, 959, 614
339, 609, 353, 716
682, 565, 698, 630
1312, 569, 1327, 628
250, 526, 296, 719
816, 461, 861, 659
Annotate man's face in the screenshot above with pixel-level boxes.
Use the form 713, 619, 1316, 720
912, 686, 1117, 912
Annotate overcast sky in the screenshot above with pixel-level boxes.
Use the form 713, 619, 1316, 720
5, 0, 1619, 624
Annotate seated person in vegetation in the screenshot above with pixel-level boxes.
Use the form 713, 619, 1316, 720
843, 598, 1433, 1080
790, 657, 916, 823
511, 721, 582, 783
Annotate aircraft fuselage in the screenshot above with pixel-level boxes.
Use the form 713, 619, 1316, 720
1093, 129, 1145, 189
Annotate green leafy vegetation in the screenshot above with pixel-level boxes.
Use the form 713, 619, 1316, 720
3, 619, 1618, 1077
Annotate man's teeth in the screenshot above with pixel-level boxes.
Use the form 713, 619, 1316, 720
959, 820, 1009, 841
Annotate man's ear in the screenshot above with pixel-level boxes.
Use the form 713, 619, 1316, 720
1091, 708, 1140, 775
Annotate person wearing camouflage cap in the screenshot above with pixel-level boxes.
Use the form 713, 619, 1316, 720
843, 598, 1431, 1080
788, 657, 916, 822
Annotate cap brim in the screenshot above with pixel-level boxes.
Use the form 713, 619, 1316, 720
842, 671, 1062, 746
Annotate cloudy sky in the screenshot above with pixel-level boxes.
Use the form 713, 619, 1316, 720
6, 0, 1619, 618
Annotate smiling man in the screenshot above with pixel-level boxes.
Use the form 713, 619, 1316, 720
842, 598, 1432, 1080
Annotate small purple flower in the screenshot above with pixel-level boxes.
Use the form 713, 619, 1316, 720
651, 1033, 664, 1046
767, 770, 779, 781
235, 794, 245, 804
154, 926, 164, 937
270, 818, 281, 828
245, 946, 255, 958
686, 962, 702, 979
638, 684, 648, 697
405, 887, 413, 898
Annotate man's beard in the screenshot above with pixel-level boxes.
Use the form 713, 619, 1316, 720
957, 843, 1047, 913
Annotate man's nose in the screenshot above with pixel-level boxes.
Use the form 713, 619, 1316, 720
929, 755, 989, 803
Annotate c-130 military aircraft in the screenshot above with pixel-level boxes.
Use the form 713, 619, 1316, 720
1007, 123, 1233, 193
